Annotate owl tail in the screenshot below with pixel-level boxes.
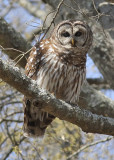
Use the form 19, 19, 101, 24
23, 97, 55, 137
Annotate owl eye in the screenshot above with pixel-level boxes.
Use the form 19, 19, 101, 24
75, 31, 82, 37
61, 32, 70, 37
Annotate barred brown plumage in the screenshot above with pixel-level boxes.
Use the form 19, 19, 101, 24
23, 20, 93, 137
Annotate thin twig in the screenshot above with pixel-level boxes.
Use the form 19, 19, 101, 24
0, 45, 25, 54
63, 2, 83, 15
41, 10, 57, 31
0, 119, 23, 124
5, 121, 14, 145
0, 44, 32, 67
41, 0, 65, 40
1, 137, 25, 160
66, 136, 113, 160
14, 47, 33, 66
28, 141, 43, 160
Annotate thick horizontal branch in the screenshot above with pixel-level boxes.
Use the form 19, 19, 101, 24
0, 59, 114, 136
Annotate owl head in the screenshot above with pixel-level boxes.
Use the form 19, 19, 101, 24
51, 20, 93, 51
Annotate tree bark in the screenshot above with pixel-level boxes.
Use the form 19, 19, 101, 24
0, 18, 31, 68
80, 83, 114, 118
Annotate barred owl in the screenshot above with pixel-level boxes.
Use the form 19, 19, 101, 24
23, 20, 93, 137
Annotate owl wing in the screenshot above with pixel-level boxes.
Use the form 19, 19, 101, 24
25, 46, 41, 79
23, 42, 55, 137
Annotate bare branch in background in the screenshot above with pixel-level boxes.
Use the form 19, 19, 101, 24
1, 137, 25, 160
87, 78, 108, 86
0, 119, 23, 124
87, 78, 110, 89
79, 82, 114, 118
67, 136, 113, 160
41, 0, 65, 39
18, 0, 47, 20
0, 18, 31, 68
89, 27, 114, 89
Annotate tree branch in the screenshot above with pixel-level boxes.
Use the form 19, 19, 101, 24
87, 78, 110, 89
18, 0, 47, 20
0, 18, 31, 68
87, 78, 108, 86
79, 82, 114, 118
1, 137, 25, 160
66, 136, 113, 160
0, 59, 114, 136
89, 23, 114, 89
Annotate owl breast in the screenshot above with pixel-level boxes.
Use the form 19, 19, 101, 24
36, 48, 86, 104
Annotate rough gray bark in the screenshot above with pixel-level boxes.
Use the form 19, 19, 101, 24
80, 83, 114, 118
89, 30, 114, 89
0, 18, 31, 68
0, 58, 114, 136
90, 2, 114, 88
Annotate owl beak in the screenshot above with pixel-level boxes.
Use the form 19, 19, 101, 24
71, 39, 75, 47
